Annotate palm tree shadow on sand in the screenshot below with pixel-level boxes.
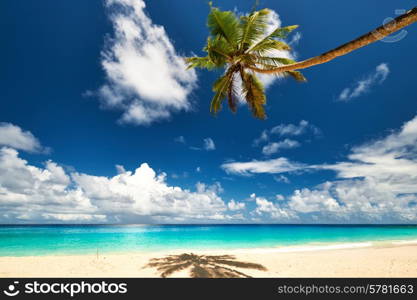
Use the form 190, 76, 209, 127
144, 253, 267, 278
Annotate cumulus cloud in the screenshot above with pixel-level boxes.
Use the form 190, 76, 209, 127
221, 157, 305, 176
309, 114, 417, 222
4, 113, 417, 223
282, 176, 417, 223
255, 11, 294, 88
203, 137, 216, 151
227, 199, 246, 211
253, 196, 295, 220
287, 185, 341, 214
72, 166, 226, 222
322, 114, 417, 190
338, 63, 389, 101
0, 147, 100, 223
97, 0, 197, 125
0, 123, 47, 153
262, 139, 300, 155
0, 147, 236, 224
276, 194, 285, 201
241, 115, 417, 223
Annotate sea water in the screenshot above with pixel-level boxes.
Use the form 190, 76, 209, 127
1, 224, 417, 256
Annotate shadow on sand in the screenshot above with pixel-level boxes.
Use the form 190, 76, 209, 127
144, 253, 267, 278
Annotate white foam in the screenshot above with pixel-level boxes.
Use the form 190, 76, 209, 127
391, 239, 417, 246
226, 242, 374, 254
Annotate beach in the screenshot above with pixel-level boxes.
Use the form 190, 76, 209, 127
1, 244, 417, 278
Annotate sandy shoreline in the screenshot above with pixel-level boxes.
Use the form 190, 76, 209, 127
1, 244, 417, 277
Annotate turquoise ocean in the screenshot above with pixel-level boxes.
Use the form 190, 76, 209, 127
1, 225, 417, 256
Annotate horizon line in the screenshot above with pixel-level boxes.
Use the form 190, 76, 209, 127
1, 223, 417, 226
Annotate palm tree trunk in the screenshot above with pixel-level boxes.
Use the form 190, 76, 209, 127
248, 7, 417, 74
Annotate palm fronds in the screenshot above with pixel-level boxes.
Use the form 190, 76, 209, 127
269, 25, 299, 39
240, 70, 266, 119
207, 4, 241, 47
227, 72, 239, 113
185, 4, 417, 119
145, 253, 267, 278
186, 4, 305, 119
210, 69, 234, 114
185, 56, 217, 70
250, 39, 291, 55
246, 55, 296, 67
285, 70, 307, 82
239, 9, 271, 51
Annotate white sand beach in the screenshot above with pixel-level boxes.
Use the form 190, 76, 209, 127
1, 243, 417, 278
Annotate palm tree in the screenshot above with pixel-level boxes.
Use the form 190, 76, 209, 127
145, 253, 267, 278
186, 4, 417, 119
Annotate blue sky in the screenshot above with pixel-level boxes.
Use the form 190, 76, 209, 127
0, 0, 416, 224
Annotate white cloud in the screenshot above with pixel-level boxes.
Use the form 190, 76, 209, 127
288, 186, 341, 214
196, 181, 223, 194
72, 166, 226, 222
115, 164, 126, 174
97, 0, 197, 125
0, 123, 47, 153
247, 193, 257, 201
227, 199, 246, 211
174, 136, 186, 144
243, 115, 417, 223
232, 9, 298, 99
0, 147, 98, 223
4, 113, 417, 223
203, 137, 216, 151
188, 138, 216, 151
253, 196, 295, 220
274, 175, 290, 184
322, 114, 417, 191
314, 115, 417, 220
224, 121, 320, 175
338, 63, 389, 101
276, 194, 285, 201
221, 157, 305, 176
0, 147, 235, 224
271, 120, 316, 136
288, 32, 302, 46
253, 120, 320, 150
253, 130, 269, 146
42, 213, 107, 222
262, 139, 300, 155
255, 10, 297, 89
284, 177, 417, 223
